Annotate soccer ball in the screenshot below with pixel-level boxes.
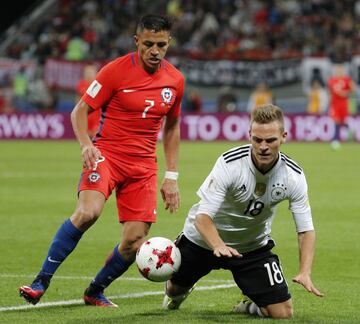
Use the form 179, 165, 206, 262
136, 237, 181, 282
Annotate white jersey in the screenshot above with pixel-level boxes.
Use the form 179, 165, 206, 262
183, 144, 314, 253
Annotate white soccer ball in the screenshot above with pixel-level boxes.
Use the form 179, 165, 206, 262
136, 237, 181, 282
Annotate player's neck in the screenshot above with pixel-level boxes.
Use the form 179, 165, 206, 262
251, 153, 279, 174
136, 53, 161, 74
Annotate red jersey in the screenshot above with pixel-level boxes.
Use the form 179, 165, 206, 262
328, 76, 352, 121
82, 52, 184, 169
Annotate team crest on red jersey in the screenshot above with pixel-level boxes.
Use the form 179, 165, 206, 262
161, 88, 173, 104
88, 172, 101, 183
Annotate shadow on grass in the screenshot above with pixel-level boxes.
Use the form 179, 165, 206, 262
63, 309, 261, 324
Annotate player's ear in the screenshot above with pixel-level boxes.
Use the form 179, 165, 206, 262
134, 35, 139, 46
281, 131, 287, 144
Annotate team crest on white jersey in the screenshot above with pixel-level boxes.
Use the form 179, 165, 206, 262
271, 183, 286, 201
254, 183, 266, 196
86, 80, 102, 98
161, 88, 173, 103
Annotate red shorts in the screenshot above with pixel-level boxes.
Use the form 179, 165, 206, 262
78, 154, 157, 223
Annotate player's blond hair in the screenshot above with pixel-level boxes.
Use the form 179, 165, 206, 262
250, 104, 284, 132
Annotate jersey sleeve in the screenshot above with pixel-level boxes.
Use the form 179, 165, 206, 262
81, 61, 116, 111
288, 172, 314, 232
196, 155, 233, 218
166, 75, 184, 120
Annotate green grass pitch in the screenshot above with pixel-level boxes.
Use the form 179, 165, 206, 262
0, 140, 359, 323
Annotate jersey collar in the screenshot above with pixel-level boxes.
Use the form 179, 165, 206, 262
249, 148, 282, 180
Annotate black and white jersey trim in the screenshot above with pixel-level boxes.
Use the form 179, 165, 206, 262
223, 145, 251, 163
280, 153, 302, 174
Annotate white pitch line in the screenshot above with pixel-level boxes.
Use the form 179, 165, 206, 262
0, 283, 236, 312
0, 274, 233, 283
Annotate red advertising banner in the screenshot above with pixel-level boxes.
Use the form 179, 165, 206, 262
0, 113, 74, 139
1, 112, 359, 141
180, 113, 360, 142
44, 59, 105, 91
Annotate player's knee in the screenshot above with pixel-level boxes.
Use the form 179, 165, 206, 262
267, 303, 293, 319
119, 235, 146, 261
72, 206, 101, 230
124, 234, 146, 251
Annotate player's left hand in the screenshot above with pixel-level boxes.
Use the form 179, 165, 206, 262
160, 178, 180, 213
292, 273, 324, 297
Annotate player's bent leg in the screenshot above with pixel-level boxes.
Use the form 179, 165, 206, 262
19, 191, 105, 305
83, 243, 132, 307
118, 221, 151, 261
265, 299, 293, 319
234, 295, 292, 318
233, 293, 264, 317
83, 221, 150, 307
234, 295, 293, 319
163, 280, 196, 310
71, 190, 106, 231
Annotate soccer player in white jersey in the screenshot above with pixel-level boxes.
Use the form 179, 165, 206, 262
163, 104, 323, 319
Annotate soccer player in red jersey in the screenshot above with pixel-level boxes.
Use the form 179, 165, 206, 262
19, 14, 185, 307
327, 63, 354, 149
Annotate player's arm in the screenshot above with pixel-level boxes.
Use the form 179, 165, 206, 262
195, 213, 241, 258
160, 116, 180, 213
292, 230, 324, 297
70, 99, 101, 170
195, 155, 241, 258
289, 172, 323, 297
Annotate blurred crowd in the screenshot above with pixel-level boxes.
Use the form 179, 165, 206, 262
5, 0, 360, 62
1, 0, 359, 114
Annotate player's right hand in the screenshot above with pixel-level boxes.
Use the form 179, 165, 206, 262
213, 245, 242, 258
160, 178, 180, 213
81, 144, 102, 170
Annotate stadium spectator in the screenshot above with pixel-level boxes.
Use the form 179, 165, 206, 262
217, 86, 238, 112
306, 79, 328, 114
327, 63, 355, 149
0, 88, 14, 113
163, 104, 323, 318
3, 0, 360, 62
183, 88, 202, 113
76, 64, 101, 138
65, 32, 90, 61
1, 0, 359, 115
247, 82, 273, 112
11, 66, 32, 112
19, 14, 184, 308
26, 66, 55, 112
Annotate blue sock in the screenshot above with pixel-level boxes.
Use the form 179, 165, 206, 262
39, 219, 83, 278
334, 123, 341, 141
89, 244, 131, 292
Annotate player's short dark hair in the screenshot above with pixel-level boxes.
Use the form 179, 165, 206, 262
136, 14, 173, 33
251, 104, 285, 131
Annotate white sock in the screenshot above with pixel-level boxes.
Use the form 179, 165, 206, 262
249, 302, 264, 317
